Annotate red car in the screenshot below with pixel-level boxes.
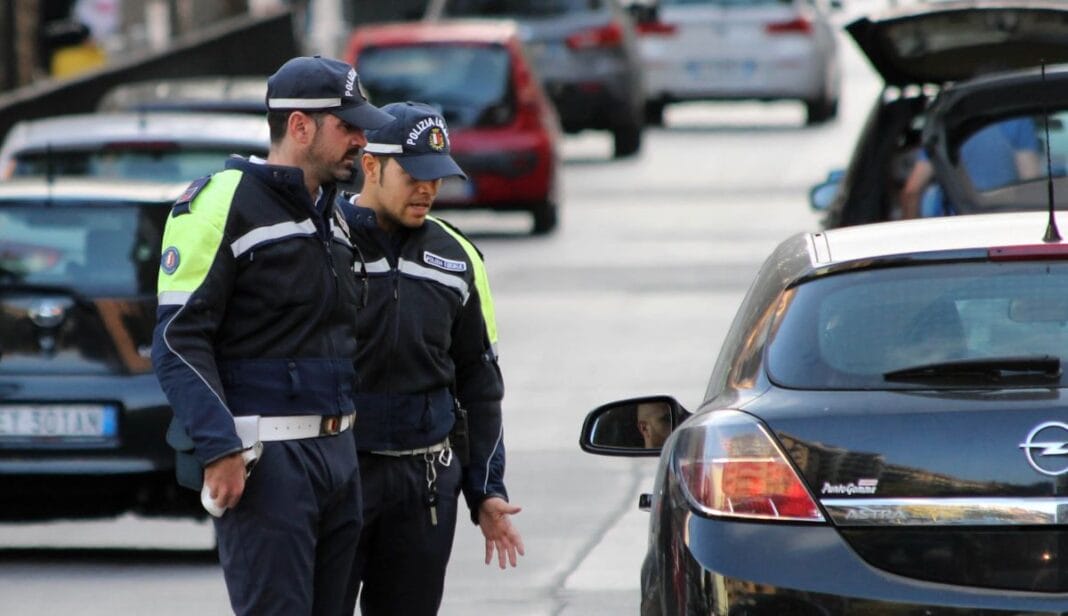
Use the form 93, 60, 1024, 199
346, 19, 562, 234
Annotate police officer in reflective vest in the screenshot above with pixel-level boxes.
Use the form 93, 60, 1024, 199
340, 102, 525, 615
152, 56, 393, 615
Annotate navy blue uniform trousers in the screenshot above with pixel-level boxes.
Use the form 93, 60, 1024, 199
215, 433, 362, 616
345, 451, 463, 615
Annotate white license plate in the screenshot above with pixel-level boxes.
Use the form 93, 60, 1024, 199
686, 58, 758, 82
0, 404, 117, 438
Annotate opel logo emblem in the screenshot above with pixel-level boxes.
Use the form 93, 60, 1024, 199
1020, 422, 1068, 476
28, 299, 67, 329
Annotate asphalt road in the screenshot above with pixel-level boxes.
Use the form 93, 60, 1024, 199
0, 9, 882, 614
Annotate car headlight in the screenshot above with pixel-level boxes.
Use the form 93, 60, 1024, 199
673, 410, 824, 522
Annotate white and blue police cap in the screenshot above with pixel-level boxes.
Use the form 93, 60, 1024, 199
362, 101, 468, 181
266, 56, 394, 130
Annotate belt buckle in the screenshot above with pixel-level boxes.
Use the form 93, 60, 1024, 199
321, 416, 341, 435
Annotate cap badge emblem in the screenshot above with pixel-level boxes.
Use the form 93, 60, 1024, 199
428, 127, 446, 152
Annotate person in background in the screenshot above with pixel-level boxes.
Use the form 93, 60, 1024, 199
340, 101, 525, 616
900, 116, 1041, 218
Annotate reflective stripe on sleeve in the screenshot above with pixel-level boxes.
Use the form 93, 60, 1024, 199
398, 258, 470, 304
230, 219, 317, 258
427, 217, 498, 347
158, 290, 192, 306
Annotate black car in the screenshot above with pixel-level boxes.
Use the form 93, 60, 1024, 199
581, 211, 1068, 613
0, 178, 202, 521
810, 0, 1068, 228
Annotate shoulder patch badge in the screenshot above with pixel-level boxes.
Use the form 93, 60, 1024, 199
161, 246, 181, 274
172, 175, 211, 217
423, 250, 466, 272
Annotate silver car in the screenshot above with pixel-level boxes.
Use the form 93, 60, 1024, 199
635, 0, 841, 125
0, 111, 269, 182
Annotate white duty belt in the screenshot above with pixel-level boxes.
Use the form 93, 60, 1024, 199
248, 413, 356, 441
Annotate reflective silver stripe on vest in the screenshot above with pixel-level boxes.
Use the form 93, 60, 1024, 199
230, 219, 317, 258
823, 497, 1068, 526
363, 258, 391, 274
158, 291, 192, 306
399, 258, 469, 303
331, 221, 351, 248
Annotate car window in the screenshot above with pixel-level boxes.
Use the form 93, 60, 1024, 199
12, 149, 252, 182
766, 262, 1068, 389
357, 44, 513, 128
0, 203, 168, 296
439, 0, 601, 17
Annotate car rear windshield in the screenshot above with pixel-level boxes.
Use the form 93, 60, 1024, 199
766, 262, 1068, 389
0, 202, 168, 296
12, 148, 256, 183
440, 0, 600, 17
358, 44, 513, 128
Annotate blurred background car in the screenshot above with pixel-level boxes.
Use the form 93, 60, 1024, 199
581, 210, 1068, 614
0, 178, 202, 521
425, 0, 646, 159
633, 0, 841, 126
346, 19, 563, 234
96, 76, 268, 115
809, 0, 1068, 228
0, 111, 269, 182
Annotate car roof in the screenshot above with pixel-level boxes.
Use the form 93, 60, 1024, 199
97, 76, 268, 114
847, 1, 1068, 87
810, 211, 1068, 266
1, 111, 269, 152
0, 177, 188, 203
349, 18, 520, 46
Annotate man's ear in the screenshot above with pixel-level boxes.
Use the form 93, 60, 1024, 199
360, 153, 379, 183
287, 111, 314, 145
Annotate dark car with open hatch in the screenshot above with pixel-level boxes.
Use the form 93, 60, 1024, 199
582, 210, 1068, 614
0, 178, 203, 521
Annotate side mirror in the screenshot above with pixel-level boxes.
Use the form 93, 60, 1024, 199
809, 169, 844, 212
579, 395, 686, 456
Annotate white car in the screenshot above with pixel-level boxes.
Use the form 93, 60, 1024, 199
0, 111, 269, 182
634, 0, 841, 125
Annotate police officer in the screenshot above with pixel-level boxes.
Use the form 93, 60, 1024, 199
340, 101, 525, 615
151, 56, 393, 616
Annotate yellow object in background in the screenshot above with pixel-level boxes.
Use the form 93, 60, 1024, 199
51, 43, 107, 78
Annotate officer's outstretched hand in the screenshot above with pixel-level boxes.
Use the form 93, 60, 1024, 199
204, 453, 247, 512
478, 496, 525, 570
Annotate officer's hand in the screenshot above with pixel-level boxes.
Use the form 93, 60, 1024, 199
478, 496, 525, 569
203, 453, 247, 511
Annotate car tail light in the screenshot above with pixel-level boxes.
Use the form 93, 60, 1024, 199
765, 17, 813, 35
636, 21, 677, 36
566, 21, 624, 50
674, 410, 824, 522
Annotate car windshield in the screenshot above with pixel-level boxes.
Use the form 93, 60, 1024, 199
766, 262, 1068, 389
11, 148, 251, 182
439, 0, 598, 16
358, 44, 513, 128
0, 202, 167, 296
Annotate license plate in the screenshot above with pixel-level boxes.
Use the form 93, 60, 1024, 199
0, 404, 118, 439
686, 58, 758, 82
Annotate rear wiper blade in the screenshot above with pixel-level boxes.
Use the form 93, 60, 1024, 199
884, 356, 1062, 382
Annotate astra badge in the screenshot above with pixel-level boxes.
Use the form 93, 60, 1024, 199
1020, 421, 1068, 476
161, 246, 180, 274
